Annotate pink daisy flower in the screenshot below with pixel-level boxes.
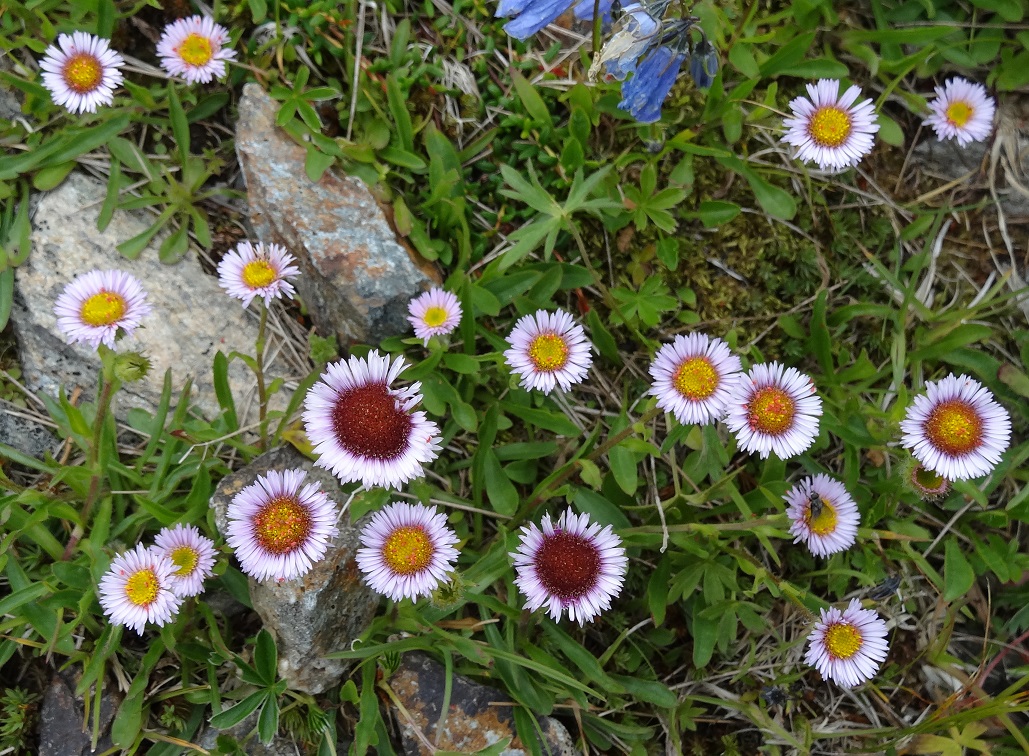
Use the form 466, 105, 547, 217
805, 598, 890, 687
302, 351, 442, 490
503, 309, 593, 394
648, 333, 742, 425
407, 287, 462, 345
785, 474, 860, 558
899, 373, 1010, 481
98, 544, 182, 635
924, 77, 995, 147
53, 269, 152, 350
153, 524, 218, 597
356, 502, 460, 601
217, 240, 300, 308
511, 508, 627, 625
781, 79, 879, 172
723, 362, 822, 460
40, 32, 125, 114
157, 15, 236, 84
224, 469, 339, 582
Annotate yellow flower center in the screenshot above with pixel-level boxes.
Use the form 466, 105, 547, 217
945, 101, 973, 128
63, 52, 103, 93
254, 496, 311, 555
672, 356, 718, 401
925, 400, 982, 456
807, 498, 838, 536
124, 568, 160, 607
242, 259, 277, 289
422, 306, 449, 328
170, 546, 200, 577
527, 334, 569, 372
824, 622, 863, 660
748, 386, 796, 436
808, 106, 852, 148
177, 33, 214, 67
382, 526, 433, 575
80, 291, 127, 327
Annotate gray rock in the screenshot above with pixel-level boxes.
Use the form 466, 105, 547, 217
210, 445, 379, 694
235, 83, 438, 347
0, 401, 61, 459
197, 709, 301, 755
38, 671, 120, 756
388, 652, 577, 756
12, 171, 287, 420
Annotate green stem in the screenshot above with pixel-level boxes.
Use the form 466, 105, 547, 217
62, 356, 117, 561
255, 303, 269, 452
508, 403, 664, 530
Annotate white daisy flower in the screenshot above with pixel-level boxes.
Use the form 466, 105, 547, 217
156, 15, 236, 84
723, 362, 822, 460
302, 351, 442, 490
511, 508, 627, 625
98, 544, 182, 635
39, 32, 125, 114
53, 269, 152, 350
899, 373, 1011, 481
781, 79, 880, 172
648, 333, 742, 425
503, 309, 593, 394
407, 287, 462, 345
356, 502, 460, 601
225, 469, 339, 582
153, 524, 217, 597
785, 474, 859, 558
805, 598, 890, 688
217, 240, 300, 308
924, 77, 995, 147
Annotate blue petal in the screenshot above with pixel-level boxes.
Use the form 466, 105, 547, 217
573, 0, 613, 21
503, 0, 576, 39
618, 46, 686, 123
689, 42, 718, 88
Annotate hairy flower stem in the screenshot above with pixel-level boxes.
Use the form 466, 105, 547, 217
62, 350, 118, 560
255, 303, 269, 451
509, 403, 664, 530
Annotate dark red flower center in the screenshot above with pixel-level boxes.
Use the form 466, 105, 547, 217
534, 531, 600, 601
332, 383, 412, 460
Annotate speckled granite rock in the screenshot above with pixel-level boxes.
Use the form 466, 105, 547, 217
0, 401, 60, 459
12, 171, 286, 420
388, 652, 577, 756
210, 445, 378, 694
235, 83, 438, 347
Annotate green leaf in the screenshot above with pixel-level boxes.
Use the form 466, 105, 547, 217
610, 675, 677, 708
502, 403, 581, 437
257, 692, 279, 744
510, 70, 553, 127
0, 268, 13, 331
483, 450, 519, 516
695, 200, 740, 228
167, 85, 190, 166
209, 689, 268, 730
254, 629, 278, 684
32, 161, 75, 191
609, 444, 638, 495
305, 145, 335, 182
943, 539, 975, 602
759, 32, 816, 76
387, 74, 414, 152
248, 0, 267, 21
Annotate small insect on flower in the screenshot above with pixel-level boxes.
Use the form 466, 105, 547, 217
225, 469, 339, 582
511, 508, 628, 625
303, 351, 442, 490
356, 502, 460, 601
157, 15, 236, 84
53, 269, 152, 350
723, 362, 823, 460
781, 79, 880, 172
924, 77, 996, 147
899, 373, 1011, 481
39, 32, 125, 114
504, 309, 593, 395
153, 524, 217, 597
407, 287, 462, 345
648, 332, 742, 426
805, 598, 890, 688
217, 240, 300, 308
784, 474, 859, 557
98, 544, 182, 635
